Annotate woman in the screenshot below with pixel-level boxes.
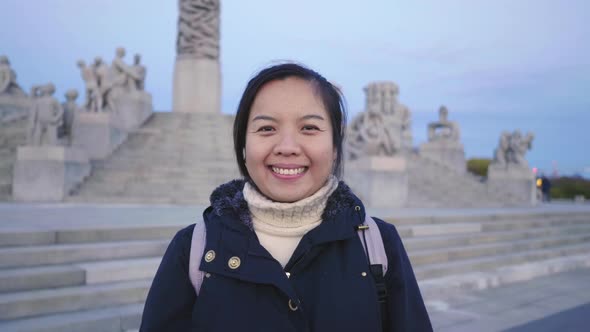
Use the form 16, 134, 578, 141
140, 63, 432, 331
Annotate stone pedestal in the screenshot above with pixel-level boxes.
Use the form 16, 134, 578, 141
173, 57, 220, 113
113, 91, 153, 131
345, 156, 408, 208
71, 112, 127, 160
420, 140, 466, 173
12, 146, 90, 202
487, 165, 537, 205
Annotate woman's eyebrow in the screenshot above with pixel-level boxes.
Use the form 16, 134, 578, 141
300, 114, 325, 121
251, 115, 278, 122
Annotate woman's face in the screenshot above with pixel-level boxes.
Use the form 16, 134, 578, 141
245, 77, 336, 203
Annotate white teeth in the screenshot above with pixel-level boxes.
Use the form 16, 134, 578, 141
271, 167, 306, 175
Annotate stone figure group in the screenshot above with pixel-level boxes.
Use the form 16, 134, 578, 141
492, 130, 535, 168
177, 0, 220, 59
27, 84, 64, 146
428, 106, 460, 142
26, 83, 80, 146
77, 48, 146, 113
346, 82, 412, 160
0, 56, 26, 97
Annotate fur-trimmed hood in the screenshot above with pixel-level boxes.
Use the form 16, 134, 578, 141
209, 179, 361, 229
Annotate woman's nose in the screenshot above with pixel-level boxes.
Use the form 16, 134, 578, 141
273, 133, 301, 156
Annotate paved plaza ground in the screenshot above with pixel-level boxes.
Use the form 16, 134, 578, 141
1, 202, 589, 331
428, 268, 590, 331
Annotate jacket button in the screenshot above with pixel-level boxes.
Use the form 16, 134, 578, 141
228, 256, 241, 269
204, 250, 216, 262
286, 272, 291, 278
288, 299, 298, 311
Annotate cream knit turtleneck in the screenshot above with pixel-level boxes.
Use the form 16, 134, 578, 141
243, 176, 338, 267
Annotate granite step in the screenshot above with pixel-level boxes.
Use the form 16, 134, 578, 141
0, 230, 59, 248
0, 240, 168, 269
414, 241, 590, 280
0, 257, 161, 293
92, 159, 237, 171
404, 223, 590, 251
0, 279, 150, 320
67, 194, 208, 205
393, 216, 590, 239
419, 253, 590, 299
384, 212, 589, 226
0, 223, 183, 247
100, 154, 235, 166
71, 182, 224, 198
84, 169, 239, 183
0, 303, 142, 332
410, 232, 590, 266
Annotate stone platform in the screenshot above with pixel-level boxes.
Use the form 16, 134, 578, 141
0, 203, 589, 331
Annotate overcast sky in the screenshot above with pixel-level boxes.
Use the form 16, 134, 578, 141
1, 0, 588, 174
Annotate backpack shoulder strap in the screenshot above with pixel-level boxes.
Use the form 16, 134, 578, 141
358, 215, 390, 331
189, 221, 207, 295
357, 215, 388, 275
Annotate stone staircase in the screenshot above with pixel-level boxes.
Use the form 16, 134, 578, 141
0, 116, 27, 201
0, 220, 186, 332
68, 113, 239, 205
0, 209, 589, 331
407, 153, 518, 208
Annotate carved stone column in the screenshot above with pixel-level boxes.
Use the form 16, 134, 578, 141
173, 0, 221, 113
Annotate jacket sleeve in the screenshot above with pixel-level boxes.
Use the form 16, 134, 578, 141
374, 218, 433, 332
140, 224, 197, 332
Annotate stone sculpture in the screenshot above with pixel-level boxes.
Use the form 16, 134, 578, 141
0, 56, 26, 96
60, 89, 78, 142
0, 56, 30, 123
77, 60, 101, 112
419, 105, 466, 173
77, 48, 150, 115
73, 48, 152, 139
130, 54, 146, 91
488, 130, 536, 205
491, 130, 534, 168
177, 0, 220, 59
493, 131, 510, 166
428, 106, 460, 141
346, 82, 412, 160
27, 83, 64, 146
111, 48, 131, 90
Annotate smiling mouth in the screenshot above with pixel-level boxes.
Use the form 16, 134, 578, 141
270, 166, 307, 175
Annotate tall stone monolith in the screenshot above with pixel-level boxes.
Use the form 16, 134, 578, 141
173, 0, 221, 113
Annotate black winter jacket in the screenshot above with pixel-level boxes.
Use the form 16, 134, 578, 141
140, 180, 432, 331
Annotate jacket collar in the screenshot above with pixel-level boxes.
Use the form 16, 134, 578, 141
208, 178, 365, 232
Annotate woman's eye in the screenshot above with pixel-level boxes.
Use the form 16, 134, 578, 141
302, 125, 320, 131
256, 126, 275, 133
